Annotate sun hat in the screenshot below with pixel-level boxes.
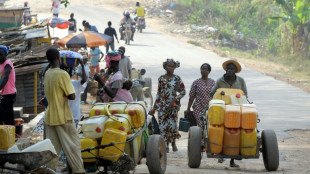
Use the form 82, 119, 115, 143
222, 58, 241, 73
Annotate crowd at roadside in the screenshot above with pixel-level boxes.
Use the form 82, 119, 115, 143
0, 1, 253, 173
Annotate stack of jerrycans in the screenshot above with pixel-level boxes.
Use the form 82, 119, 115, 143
100, 102, 129, 162
124, 102, 147, 160
207, 100, 225, 154
240, 104, 258, 156
223, 105, 241, 155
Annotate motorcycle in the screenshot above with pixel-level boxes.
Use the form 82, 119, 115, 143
122, 22, 135, 45
136, 17, 146, 33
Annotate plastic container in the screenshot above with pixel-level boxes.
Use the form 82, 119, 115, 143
89, 103, 109, 117
100, 128, 127, 162
215, 88, 244, 96
104, 114, 132, 133
0, 125, 15, 150
108, 102, 127, 115
81, 116, 108, 139
212, 92, 231, 105
125, 103, 146, 128
22, 139, 57, 155
207, 124, 224, 154
14, 118, 24, 125
124, 129, 142, 160
179, 118, 191, 132
81, 138, 99, 162
208, 101, 225, 125
241, 105, 257, 129
231, 94, 248, 105
240, 129, 257, 156
223, 128, 240, 156
224, 105, 241, 128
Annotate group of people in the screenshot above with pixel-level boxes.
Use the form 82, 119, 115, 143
148, 57, 247, 168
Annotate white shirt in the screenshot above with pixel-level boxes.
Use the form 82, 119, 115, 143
69, 80, 86, 120
77, 64, 90, 82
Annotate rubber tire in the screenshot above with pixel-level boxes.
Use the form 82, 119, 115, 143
34, 167, 56, 174
144, 77, 152, 97
262, 129, 279, 171
188, 126, 202, 168
146, 135, 167, 174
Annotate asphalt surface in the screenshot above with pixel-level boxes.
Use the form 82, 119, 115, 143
47, 4, 310, 173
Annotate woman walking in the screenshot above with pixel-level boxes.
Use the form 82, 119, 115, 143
149, 59, 186, 152
186, 63, 215, 152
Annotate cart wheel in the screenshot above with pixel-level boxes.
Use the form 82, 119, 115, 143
262, 129, 279, 171
146, 135, 167, 174
188, 126, 202, 168
144, 77, 152, 97
34, 167, 56, 174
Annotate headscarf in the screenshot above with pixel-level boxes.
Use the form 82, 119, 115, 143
105, 51, 121, 68
0, 45, 10, 55
163, 58, 180, 69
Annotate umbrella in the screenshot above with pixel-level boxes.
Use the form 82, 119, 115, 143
55, 31, 112, 48
59, 50, 82, 67
48, 16, 73, 29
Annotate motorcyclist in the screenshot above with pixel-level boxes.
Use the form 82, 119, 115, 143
119, 10, 136, 41
134, 2, 146, 23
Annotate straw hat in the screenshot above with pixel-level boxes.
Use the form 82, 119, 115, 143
222, 58, 242, 73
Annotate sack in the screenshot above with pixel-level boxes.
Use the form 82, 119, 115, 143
151, 116, 160, 134
184, 111, 197, 127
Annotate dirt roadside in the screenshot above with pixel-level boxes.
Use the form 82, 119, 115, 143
5, 0, 310, 173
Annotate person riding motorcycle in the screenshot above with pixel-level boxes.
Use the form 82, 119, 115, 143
119, 10, 136, 41
134, 2, 146, 22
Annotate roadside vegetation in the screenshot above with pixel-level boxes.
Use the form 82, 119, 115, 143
175, 0, 310, 86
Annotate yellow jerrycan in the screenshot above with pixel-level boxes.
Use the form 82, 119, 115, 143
223, 128, 240, 156
224, 105, 241, 128
104, 114, 132, 133
208, 100, 225, 125
241, 104, 257, 129
108, 102, 128, 115
89, 103, 109, 117
81, 138, 99, 162
125, 103, 146, 128
0, 125, 15, 150
207, 123, 224, 154
100, 128, 127, 162
240, 129, 257, 156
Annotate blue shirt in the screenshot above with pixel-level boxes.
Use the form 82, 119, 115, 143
89, 25, 98, 32
90, 47, 102, 66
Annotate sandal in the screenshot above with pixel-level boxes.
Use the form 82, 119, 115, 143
230, 159, 239, 168
218, 158, 225, 163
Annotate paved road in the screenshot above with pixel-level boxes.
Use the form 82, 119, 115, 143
63, 4, 310, 173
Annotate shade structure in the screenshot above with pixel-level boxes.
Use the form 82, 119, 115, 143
48, 16, 72, 29
55, 31, 113, 48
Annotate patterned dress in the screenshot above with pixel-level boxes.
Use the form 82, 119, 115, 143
189, 78, 215, 131
154, 74, 186, 143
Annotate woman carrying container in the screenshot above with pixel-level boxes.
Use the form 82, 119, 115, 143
210, 58, 248, 168
94, 51, 133, 103
186, 63, 215, 152
149, 59, 186, 152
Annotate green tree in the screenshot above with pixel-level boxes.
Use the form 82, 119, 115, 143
271, 0, 310, 56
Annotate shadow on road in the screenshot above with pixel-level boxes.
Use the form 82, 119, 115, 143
128, 44, 154, 47
138, 32, 159, 35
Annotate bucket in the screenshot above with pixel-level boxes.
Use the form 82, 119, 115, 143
15, 124, 23, 138
179, 118, 190, 132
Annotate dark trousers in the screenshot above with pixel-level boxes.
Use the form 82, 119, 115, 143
81, 82, 89, 102
0, 94, 16, 125
106, 38, 115, 53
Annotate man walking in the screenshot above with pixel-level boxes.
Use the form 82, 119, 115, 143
68, 13, 77, 35
0, 46, 16, 125
44, 48, 85, 173
118, 46, 131, 80
104, 21, 119, 53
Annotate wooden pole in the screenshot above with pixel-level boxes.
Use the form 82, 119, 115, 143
34, 72, 37, 114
